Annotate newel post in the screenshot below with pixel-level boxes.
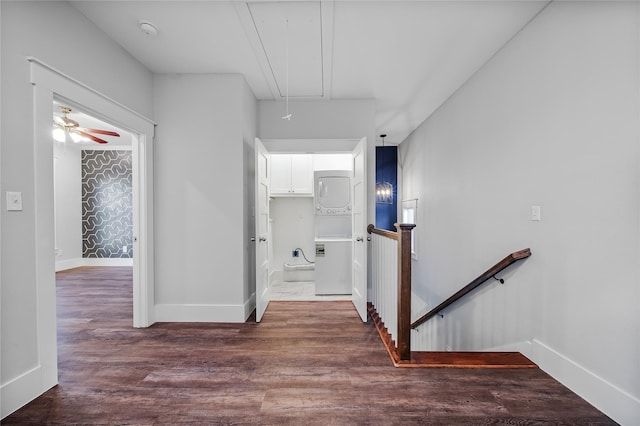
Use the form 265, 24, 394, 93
395, 223, 415, 361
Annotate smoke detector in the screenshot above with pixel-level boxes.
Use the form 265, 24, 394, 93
139, 21, 158, 37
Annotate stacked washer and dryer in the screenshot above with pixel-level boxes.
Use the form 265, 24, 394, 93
314, 171, 352, 295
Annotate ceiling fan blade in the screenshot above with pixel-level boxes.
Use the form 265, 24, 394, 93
53, 116, 65, 126
76, 129, 108, 144
80, 128, 120, 137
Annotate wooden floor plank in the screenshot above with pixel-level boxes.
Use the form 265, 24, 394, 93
2, 267, 616, 425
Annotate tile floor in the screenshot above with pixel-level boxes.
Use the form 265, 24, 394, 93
270, 281, 351, 301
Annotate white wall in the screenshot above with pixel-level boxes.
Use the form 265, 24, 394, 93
53, 144, 135, 271
54, 144, 83, 267
258, 99, 376, 256
1, 1, 152, 418
153, 74, 255, 322
313, 154, 352, 171
400, 2, 639, 424
271, 197, 316, 272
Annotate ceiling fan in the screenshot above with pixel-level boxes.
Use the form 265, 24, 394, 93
53, 106, 120, 144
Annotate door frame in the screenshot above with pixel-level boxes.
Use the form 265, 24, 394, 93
254, 138, 368, 320
29, 57, 156, 391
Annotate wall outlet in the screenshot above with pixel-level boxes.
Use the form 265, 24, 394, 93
122, 245, 128, 254
292, 250, 299, 258
6, 191, 23, 211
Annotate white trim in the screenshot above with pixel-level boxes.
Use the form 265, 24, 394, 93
33, 84, 60, 395
55, 258, 84, 272
482, 340, 534, 359
81, 258, 134, 267
532, 339, 640, 426
155, 304, 251, 323
0, 366, 42, 419
80, 145, 133, 151
28, 56, 156, 329
55, 258, 134, 271
261, 138, 360, 153
27, 57, 155, 126
20, 56, 155, 418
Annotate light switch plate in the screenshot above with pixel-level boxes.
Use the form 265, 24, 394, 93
6, 192, 23, 211
531, 205, 541, 221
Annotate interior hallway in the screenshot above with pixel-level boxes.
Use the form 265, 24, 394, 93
3, 267, 615, 425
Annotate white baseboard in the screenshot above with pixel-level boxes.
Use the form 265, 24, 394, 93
56, 257, 133, 271
1, 366, 45, 419
483, 340, 534, 358
155, 303, 249, 323
55, 258, 84, 271
532, 339, 640, 425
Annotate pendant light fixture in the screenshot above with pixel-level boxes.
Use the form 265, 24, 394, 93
376, 134, 394, 204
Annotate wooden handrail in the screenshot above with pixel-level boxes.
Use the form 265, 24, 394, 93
411, 248, 532, 329
367, 224, 398, 240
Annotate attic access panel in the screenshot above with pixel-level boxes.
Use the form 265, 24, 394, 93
248, 1, 324, 98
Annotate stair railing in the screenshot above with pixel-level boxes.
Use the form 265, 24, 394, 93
411, 248, 532, 330
367, 223, 415, 360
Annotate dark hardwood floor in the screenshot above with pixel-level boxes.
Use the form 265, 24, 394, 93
3, 266, 615, 425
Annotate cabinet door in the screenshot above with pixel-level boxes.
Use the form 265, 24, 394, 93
291, 154, 313, 194
270, 155, 292, 195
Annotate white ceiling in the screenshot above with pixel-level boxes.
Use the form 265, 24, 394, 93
69, 1, 549, 144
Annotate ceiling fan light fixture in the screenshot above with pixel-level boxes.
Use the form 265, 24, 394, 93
53, 127, 66, 142
139, 21, 158, 37
52, 105, 120, 145
70, 132, 83, 143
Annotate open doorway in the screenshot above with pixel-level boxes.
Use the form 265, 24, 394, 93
53, 100, 135, 271
269, 152, 353, 302
29, 57, 156, 395
254, 138, 368, 322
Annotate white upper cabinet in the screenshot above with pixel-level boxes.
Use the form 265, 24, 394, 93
270, 154, 313, 196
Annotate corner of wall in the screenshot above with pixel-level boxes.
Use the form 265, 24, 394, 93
0, 366, 42, 419
244, 292, 256, 322
532, 339, 640, 426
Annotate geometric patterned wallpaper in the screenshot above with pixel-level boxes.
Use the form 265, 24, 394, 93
82, 150, 133, 258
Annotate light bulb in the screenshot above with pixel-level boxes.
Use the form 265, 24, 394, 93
53, 128, 66, 142
70, 132, 83, 143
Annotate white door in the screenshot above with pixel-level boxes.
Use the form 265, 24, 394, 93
351, 137, 368, 321
255, 138, 271, 321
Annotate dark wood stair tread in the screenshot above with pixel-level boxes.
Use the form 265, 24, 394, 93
368, 303, 537, 368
